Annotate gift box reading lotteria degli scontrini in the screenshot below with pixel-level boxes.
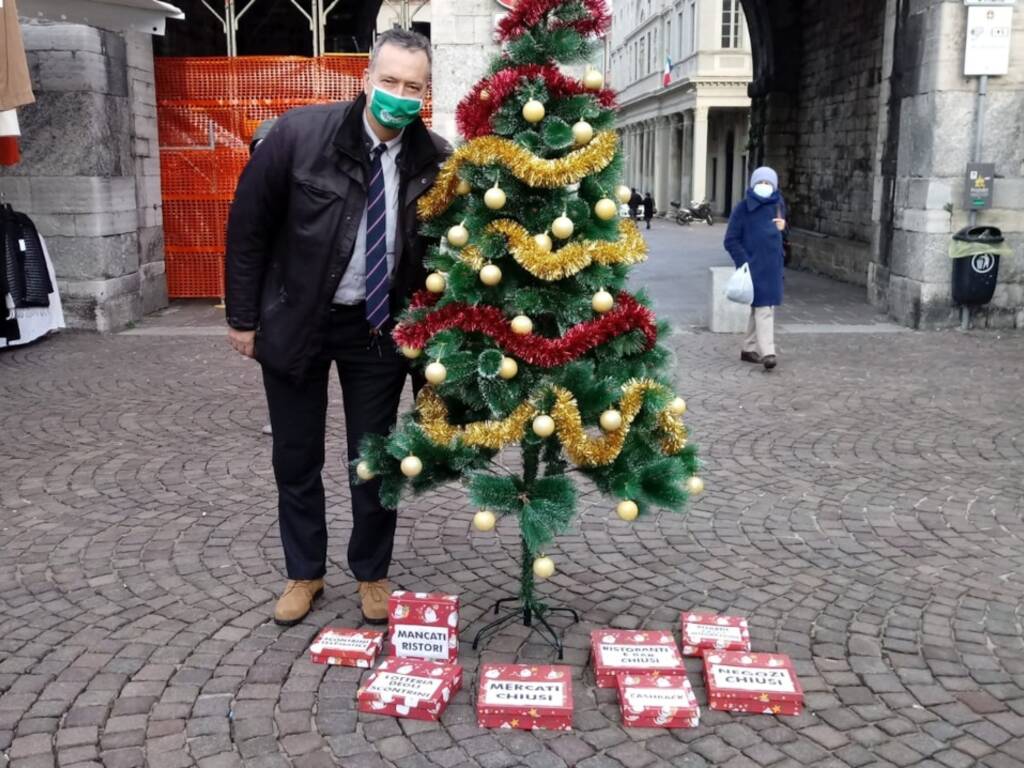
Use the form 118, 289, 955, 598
388, 591, 459, 662
309, 627, 384, 668
704, 651, 804, 716
477, 664, 573, 731
617, 672, 701, 729
357, 658, 463, 721
590, 630, 686, 688
680, 613, 751, 656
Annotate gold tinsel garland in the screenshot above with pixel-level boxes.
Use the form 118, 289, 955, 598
415, 379, 687, 467
460, 218, 647, 281
418, 131, 619, 221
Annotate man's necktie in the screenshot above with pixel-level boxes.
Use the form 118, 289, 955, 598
364, 144, 390, 332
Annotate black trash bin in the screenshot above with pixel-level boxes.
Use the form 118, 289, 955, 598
949, 225, 1007, 306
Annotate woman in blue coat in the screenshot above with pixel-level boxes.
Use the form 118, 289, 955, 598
723, 166, 787, 370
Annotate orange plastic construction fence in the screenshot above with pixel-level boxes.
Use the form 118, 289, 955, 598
156, 55, 433, 298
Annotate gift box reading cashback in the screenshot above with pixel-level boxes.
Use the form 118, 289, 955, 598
590, 630, 686, 687
308, 627, 384, 668
387, 591, 459, 662
476, 664, 574, 731
704, 652, 804, 716
617, 673, 700, 729
357, 658, 463, 722
681, 613, 752, 656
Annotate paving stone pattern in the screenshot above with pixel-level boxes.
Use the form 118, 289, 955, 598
1, 325, 1023, 768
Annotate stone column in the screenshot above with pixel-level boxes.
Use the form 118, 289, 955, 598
668, 116, 682, 207
681, 111, 692, 203
691, 105, 709, 202
654, 117, 671, 211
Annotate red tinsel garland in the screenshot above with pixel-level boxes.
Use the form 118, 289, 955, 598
393, 293, 657, 367
456, 64, 617, 140
496, 0, 611, 42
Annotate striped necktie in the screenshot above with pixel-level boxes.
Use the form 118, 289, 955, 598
364, 143, 390, 331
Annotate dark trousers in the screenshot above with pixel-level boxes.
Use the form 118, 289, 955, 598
262, 303, 409, 582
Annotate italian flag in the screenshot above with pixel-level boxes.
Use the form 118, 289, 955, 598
663, 56, 672, 87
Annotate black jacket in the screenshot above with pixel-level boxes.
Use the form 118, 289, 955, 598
225, 94, 450, 382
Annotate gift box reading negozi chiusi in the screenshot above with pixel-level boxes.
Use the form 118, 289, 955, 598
681, 613, 751, 656
357, 658, 463, 721
477, 664, 573, 731
387, 591, 459, 662
309, 627, 384, 668
590, 630, 686, 688
617, 673, 701, 729
704, 651, 803, 716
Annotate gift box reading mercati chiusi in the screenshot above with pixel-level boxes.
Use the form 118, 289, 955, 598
477, 664, 574, 731
617, 673, 701, 729
590, 630, 686, 688
387, 591, 459, 662
357, 658, 463, 721
704, 651, 804, 715
681, 613, 751, 656
309, 627, 384, 668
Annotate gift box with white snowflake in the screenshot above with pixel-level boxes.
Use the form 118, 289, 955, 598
476, 664, 573, 731
703, 651, 803, 716
680, 613, 751, 656
616, 673, 700, 728
590, 630, 687, 688
356, 658, 463, 722
309, 627, 384, 668
387, 591, 459, 662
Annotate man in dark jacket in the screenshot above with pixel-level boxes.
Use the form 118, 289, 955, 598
642, 192, 655, 229
628, 187, 642, 220
225, 28, 450, 627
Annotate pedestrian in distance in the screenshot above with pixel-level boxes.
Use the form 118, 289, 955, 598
642, 192, 655, 229
629, 187, 642, 220
723, 166, 787, 370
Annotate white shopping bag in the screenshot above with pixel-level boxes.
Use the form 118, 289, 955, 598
725, 263, 754, 304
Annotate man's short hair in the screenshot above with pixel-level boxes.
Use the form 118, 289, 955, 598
370, 27, 432, 69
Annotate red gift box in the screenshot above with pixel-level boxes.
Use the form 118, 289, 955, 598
388, 591, 459, 662
309, 627, 384, 668
704, 651, 803, 716
477, 664, 573, 731
617, 673, 700, 728
681, 613, 751, 656
590, 630, 686, 688
357, 658, 463, 721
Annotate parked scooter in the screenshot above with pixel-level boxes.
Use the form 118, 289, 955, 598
669, 200, 714, 226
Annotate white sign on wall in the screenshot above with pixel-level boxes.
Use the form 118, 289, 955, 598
964, 6, 1015, 75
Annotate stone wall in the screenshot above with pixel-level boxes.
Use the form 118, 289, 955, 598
0, 23, 167, 332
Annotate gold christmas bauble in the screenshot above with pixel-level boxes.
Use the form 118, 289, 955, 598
534, 233, 553, 252
480, 264, 502, 286
572, 120, 594, 146
533, 555, 556, 579
687, 476, 704, 495
425, 361, 447, 385
532, 414, 555, 438
456, 179, 472, 195
616, 185, 632, 204
583, 68, 605, 91
356, 461, 375, 481
499, 356, 518, 379
522, 99, 546, 123
600, 409, 623, 432
592, 289, 614, 314
669, 397, 687, 416
425, 272, 446, 293
484, 185, 507, 210
447, 223, 469, 247
400, 345, 421, 359
551, 215, 574, 240
480, 89, 491, 102
594, 198, 618, 221
510, 315, 533, 335
400, 456, 423, 477
616, 500, 639, 521
473, 509, 496, 532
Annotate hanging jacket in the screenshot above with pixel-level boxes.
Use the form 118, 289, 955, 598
723, 188, 787, 307
1, 0, 36, 111
1, 205, 52, 308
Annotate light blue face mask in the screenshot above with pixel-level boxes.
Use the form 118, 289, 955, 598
753, 183, 774, 198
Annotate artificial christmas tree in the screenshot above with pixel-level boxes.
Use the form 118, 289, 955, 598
357, 0, 701, 655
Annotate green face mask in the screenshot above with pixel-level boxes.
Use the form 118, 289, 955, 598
369, 85, 423, 130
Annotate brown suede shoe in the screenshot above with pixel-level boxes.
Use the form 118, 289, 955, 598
740, 351, 762, 364
358, 579, 391, 625
273, 579, 323, 626
763, 355, 777, 370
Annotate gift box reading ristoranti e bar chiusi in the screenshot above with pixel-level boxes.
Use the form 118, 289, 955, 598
704, 652, 804, 716
590, 630, 686, 688
617, 673, 700, 729
357, 658, 462, 721
387, 591, 459, 662
681, 613, 751, 656
309, 627, 384, 668
477, 664, 574, 731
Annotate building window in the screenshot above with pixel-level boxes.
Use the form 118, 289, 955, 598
722, 0, 742, 49
667, 18, 672, 60
689, 1, 697, 53
639, 38, 645, 77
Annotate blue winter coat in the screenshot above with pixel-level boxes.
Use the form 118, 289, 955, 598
723, 189, 786, 307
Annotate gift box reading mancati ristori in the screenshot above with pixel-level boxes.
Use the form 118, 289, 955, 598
388, 591, 459, 662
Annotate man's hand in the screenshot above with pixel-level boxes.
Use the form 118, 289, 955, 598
227, 327, 256, 359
